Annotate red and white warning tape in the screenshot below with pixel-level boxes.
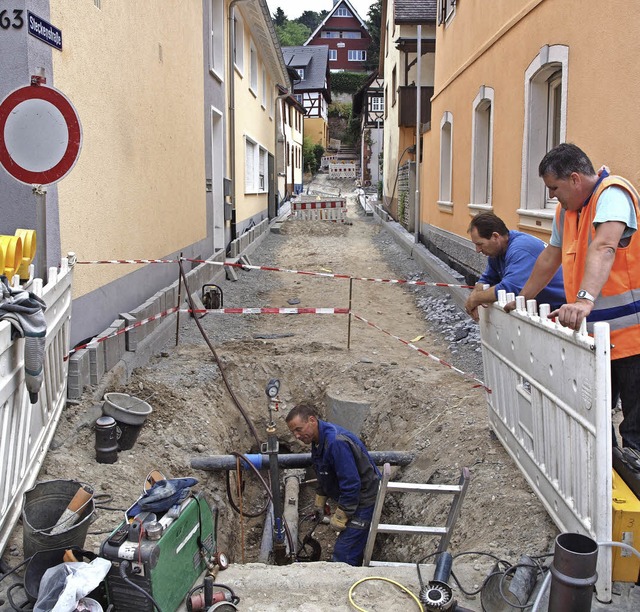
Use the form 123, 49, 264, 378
351, 311, 490, 393
74, 257, 474, 289
65, 306, 349, 358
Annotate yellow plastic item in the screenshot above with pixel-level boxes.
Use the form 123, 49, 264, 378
348, 576, 424, 612
612, 469, 640, 582
0, 235, 23, 280
14, 229, 36, 279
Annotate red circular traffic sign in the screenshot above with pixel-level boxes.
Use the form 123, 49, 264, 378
0, 84, 82, 185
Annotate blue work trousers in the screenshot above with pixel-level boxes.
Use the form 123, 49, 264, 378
612, 353, 640, 451
331, 504, 375, 566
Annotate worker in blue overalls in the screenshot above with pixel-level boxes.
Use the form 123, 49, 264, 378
286, 403, 381, 565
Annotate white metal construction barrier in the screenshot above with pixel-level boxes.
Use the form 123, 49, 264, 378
0, 259, 73, 554
480, 292, 613, 601
329, 163, 357, 179
291, 199, 347, 223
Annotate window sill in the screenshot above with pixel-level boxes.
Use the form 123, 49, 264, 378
209, 68, 224, 83
249, 88, 257, 98
234, 64, 244, 78
468, 203, 492, 215
516, 208, 555, 234
437, 200, 453, 214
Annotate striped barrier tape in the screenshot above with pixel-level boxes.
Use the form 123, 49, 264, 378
74, 257, 474, 289
65, 307, 349, 358
351, 311, 490, 393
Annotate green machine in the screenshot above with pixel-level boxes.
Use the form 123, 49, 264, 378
100, 493, 217, 611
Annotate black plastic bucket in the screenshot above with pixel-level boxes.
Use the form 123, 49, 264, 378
23, 547, 98, 603
22, 480, 95, 560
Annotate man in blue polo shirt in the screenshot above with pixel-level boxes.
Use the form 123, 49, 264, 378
464, 212, 565, 321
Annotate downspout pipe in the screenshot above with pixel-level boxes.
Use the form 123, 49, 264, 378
228, 0, 251, 242
191, 450, 414, 471
414, 25, 422, 243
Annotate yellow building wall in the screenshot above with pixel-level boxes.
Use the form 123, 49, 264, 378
233, 9, 277, 224
423, 0, 640, 243
51, 1, 206, 298
304, 117, 327, 149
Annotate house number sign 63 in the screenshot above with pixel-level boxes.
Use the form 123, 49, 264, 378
0, 9, 24, 29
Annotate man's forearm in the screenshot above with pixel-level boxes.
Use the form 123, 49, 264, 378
467, 285, 497, 310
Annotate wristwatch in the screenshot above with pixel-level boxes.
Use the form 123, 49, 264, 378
576, 289, 596, 302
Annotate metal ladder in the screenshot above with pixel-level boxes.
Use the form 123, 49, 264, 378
363, 463, 471, 567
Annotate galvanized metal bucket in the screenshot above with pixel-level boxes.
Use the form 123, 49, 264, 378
22, 479, 95, 560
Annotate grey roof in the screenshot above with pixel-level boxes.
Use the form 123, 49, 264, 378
394, 0, 437, 24
281, 46, 329, 91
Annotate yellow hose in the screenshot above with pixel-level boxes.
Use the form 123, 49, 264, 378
348, 576, 424, 612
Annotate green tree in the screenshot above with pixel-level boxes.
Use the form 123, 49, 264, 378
313, 144, 325, 170
297, 10, 327, 32
276, 21, 311, 47
365, 0, 382, 71
303, 136, 318, 174
273, 7, 287, 27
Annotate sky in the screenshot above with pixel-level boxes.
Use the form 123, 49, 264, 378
266, 0, 376, 22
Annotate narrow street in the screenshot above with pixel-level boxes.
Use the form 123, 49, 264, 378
0, 177, 562, 610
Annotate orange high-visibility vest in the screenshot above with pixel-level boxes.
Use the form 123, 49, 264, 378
556, 175, 640, 360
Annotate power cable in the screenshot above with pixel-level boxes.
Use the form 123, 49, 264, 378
348, 576, 424, 612
177, 258, 261, 447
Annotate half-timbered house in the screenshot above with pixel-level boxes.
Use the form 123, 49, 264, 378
353, 71, 384, 187
282, 46, 331, 149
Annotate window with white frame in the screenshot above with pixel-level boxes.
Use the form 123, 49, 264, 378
521, 45, 568, 213
233, 10, 244, 73
348, 50, 366, 61
438, 0, 456, 24
296, 68, 305, 80
371, 96, 383, 112
245, 138, 256, 192
329, 49, 337, 61
335, 7, 351, 17
209, 0, 224, 78
342, 31, 361, 39
295, 94, 303, 104
250, 44, 258, 93
259, 147, 266, 191
392, 66, 397, 106
439, 112, 453, 208
470, 86, 494, 210
321, 31, 340, 38
244, 138, 269, 193
262, 68, 267, 107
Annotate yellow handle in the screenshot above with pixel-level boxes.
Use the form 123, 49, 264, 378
0, 235, 23, 279
15, 229, 36, 279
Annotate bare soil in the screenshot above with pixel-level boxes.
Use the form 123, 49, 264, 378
1, 176, 559, 611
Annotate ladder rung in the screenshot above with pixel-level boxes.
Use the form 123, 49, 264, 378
377, 524, 448, 536
368, 561, 423, 568
386, 482, 463, 494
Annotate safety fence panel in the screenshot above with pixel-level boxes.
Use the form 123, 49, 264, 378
329, 163, 357, 179
291, 199, 347, 223
0, 259, 73, 554
479, 296, 612, 601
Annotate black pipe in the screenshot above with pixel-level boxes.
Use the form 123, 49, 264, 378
548, 532, 598, 612
191, 451, 414, 472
